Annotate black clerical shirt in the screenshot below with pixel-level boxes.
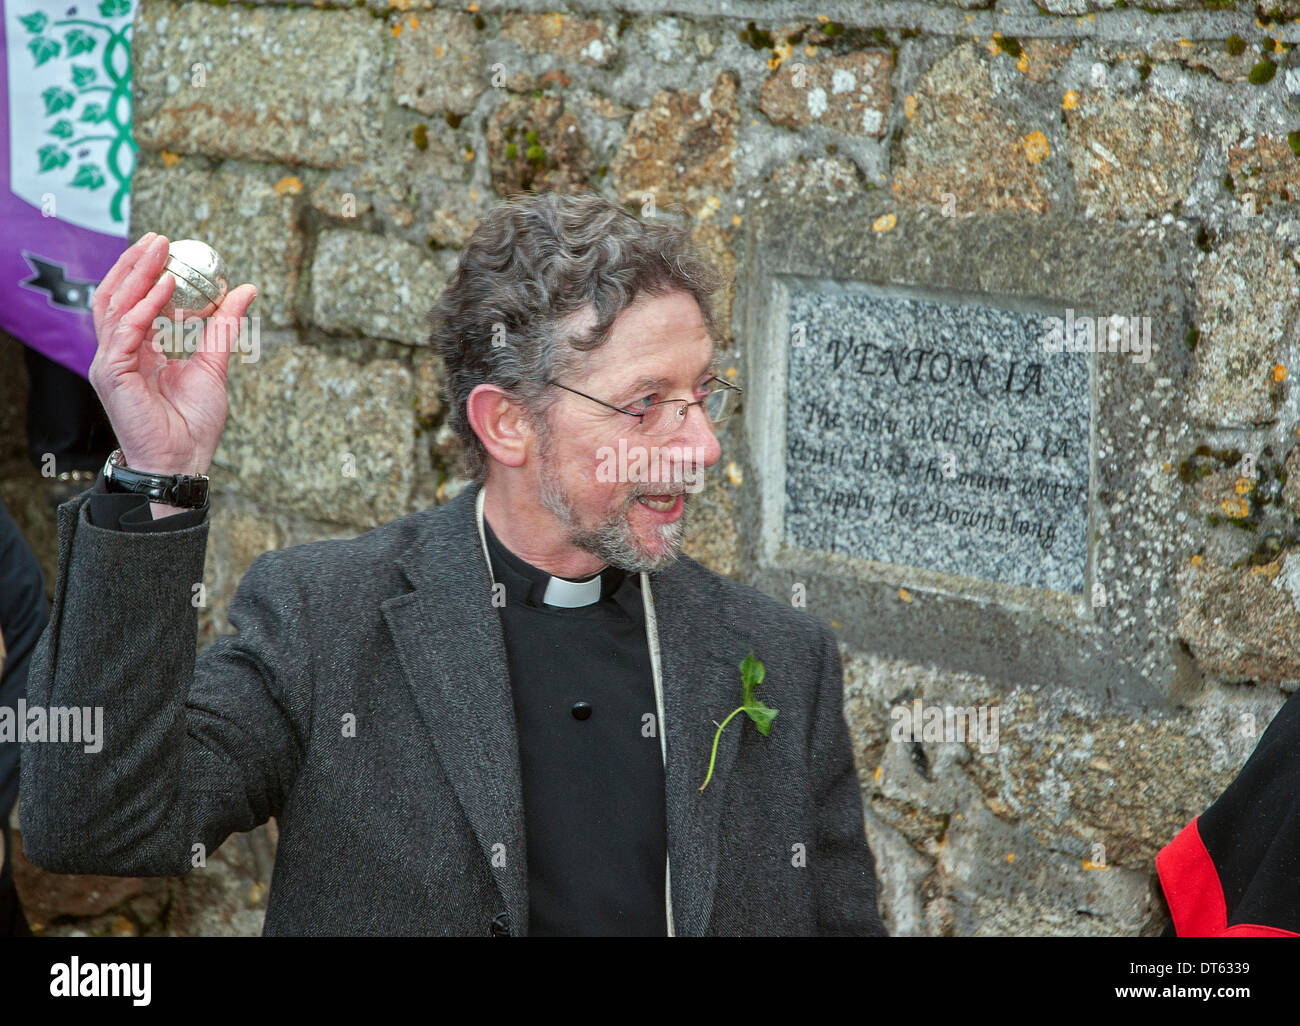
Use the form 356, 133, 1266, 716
480, 514, 668, 937
85, 475, 669, 936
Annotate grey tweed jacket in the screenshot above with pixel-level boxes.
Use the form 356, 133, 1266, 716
19, 479, 885, 936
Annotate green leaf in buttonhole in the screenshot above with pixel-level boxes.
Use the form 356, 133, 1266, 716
699, 651, 777, 792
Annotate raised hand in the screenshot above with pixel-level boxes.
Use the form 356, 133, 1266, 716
88, 232, 257, 484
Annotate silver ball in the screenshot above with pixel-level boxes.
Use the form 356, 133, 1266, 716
158, 239, 228, 321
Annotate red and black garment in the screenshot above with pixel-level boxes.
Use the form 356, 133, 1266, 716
1157, 689, 1300, 937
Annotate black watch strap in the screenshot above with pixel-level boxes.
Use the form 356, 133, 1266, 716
103, 449, 210, 508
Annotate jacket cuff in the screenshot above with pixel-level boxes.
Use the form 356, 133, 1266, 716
87, 468, 209, 532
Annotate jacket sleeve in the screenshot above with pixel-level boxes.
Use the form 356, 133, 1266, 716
809, 623, 887, 936
18, 487, 312, 877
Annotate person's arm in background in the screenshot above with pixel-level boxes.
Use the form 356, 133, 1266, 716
809, 623, 888, 936
0, 495, 50, 859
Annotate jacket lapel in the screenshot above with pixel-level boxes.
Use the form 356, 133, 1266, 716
648, 561, 744, 936
379, 482, 529, 933
379, 479, 745, 937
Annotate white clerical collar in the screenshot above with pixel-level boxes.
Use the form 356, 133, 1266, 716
541, 573, 603, 607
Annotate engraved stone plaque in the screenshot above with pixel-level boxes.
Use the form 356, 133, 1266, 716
784, 284, 1090, 593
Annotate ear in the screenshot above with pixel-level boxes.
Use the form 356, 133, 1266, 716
466, 383, 534, 469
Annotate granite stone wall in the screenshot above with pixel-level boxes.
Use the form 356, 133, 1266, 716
8, 0, 1300, 935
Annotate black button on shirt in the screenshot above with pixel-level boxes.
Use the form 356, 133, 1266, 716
482, 514, 668, 937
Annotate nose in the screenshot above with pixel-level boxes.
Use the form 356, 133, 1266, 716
669, 401, 722, 470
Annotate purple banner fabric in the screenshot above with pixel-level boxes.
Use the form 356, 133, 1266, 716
1, 0, 136, 378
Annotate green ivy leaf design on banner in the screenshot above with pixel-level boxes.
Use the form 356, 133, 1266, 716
37, 145, 70, 172
70, 163, 106, 189
41, 86, 75, 115
20, 2, 136, 222
28, 36, 60, 65
65, 29, 97, 56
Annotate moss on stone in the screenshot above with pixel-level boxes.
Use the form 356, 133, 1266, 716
995, 36, 1022, 59
412, 124, 428, 151
1186, 327, 1200, 349
1249, 60, 1277, 85
1226, 35, 1247, 57
738, 22, 773, 50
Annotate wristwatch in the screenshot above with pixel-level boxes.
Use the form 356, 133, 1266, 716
102, 449, 210, 509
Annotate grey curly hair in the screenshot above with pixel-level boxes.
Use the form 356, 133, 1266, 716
427, 190, 726, 483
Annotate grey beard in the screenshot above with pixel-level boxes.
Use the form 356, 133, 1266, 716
534, 429, 689, 574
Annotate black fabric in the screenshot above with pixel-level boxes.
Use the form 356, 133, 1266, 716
1196, 688, 1300, 933
0, 497, 46, 938
0, 822, 31, 936
85, 469, 208, 532
0, 495, 50, 819
23, 346, 117, 475
482, 513, 668, 936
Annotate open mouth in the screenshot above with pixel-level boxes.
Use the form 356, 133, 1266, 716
635, 493, 681, 512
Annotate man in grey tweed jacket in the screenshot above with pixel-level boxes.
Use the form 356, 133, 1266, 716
19, 192, 885, 936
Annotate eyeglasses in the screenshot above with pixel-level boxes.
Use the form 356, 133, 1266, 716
545, 374, 743, 439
